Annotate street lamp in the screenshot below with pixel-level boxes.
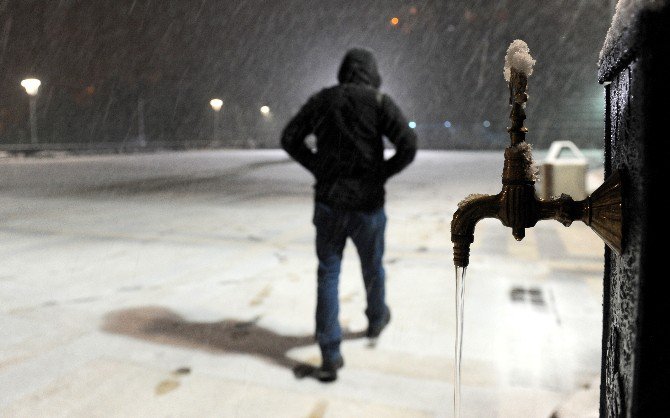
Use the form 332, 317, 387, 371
209, 99, 223, 145
21, 78, 41, 144
210, 98, 223, 112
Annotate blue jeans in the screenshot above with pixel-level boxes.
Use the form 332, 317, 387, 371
313, 201, 387, 363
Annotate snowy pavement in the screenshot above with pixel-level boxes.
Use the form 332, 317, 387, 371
0, 149, 603, 417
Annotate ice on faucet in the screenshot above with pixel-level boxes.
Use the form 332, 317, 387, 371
504, 39, 536, 82
516, 142, 539, 182
457, 193, 489, 209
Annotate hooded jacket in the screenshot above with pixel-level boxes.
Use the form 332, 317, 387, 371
281, 48, 417, 210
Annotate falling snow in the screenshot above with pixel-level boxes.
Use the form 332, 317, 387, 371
0, 1, 614, 150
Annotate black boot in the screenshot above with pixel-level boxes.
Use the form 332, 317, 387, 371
316, 356, 344, 382
366, 307, 391, 338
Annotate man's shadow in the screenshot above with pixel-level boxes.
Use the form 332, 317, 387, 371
102, 306, 366, 380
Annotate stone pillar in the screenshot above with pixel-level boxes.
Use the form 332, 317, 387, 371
598, 4, 669, 417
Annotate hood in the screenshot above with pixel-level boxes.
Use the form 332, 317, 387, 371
337, 48, 382, 89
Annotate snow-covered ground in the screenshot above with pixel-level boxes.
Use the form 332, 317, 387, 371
0, 149, 603, 417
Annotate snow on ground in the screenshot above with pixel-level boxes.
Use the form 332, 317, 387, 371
0, 149, 603, 417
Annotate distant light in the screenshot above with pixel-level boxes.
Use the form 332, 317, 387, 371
209, 98, 223, 112
260, 105, 270, 115
409, 6, 418, 15
21, 78, 41, 96
443, 120, 452, 128
483, 120, 491, 128
390, 17, 399, 25
408, 121, 416, 129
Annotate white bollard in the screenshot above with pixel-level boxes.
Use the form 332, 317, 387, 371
538, 140, 588, 200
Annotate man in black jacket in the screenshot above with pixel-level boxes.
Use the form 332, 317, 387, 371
281, 48, 417, 382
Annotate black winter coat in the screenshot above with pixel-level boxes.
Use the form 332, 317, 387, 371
281, 49, 417, 211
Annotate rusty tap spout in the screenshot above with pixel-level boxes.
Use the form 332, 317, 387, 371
450, 41, 537, 268
451, 194, 501, 267
450, 40, 622, 269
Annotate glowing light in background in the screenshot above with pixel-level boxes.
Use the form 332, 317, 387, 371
444, 120, 452, 128
390, 17, 399, 25
483, 120, 491, 128
21, 78, 41, 144
21, 78, 41, 96
408, 121, 416, 129
209, 99, 223, 112
260, 105, 270, 115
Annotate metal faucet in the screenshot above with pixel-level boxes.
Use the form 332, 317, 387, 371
451, 67, 623, 268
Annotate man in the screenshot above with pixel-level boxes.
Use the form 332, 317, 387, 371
281, 48, 417, 382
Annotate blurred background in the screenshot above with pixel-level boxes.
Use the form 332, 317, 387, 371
0, 1, 618, 417
1, 0, 613, 151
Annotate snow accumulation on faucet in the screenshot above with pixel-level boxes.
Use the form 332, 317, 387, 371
503, 39, 536, 82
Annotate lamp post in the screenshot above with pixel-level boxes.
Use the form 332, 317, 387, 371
254, 105, 272, 148
209, 98, 223, 145
21, 78, 41, 144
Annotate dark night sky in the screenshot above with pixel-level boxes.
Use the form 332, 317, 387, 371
0, 0, 613, 149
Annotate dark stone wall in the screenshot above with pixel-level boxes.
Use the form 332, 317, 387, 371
601, 58, 643, 418
599, 5, 669, 417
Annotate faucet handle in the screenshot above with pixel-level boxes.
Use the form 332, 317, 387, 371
586, 170, 623, 255
556, 194, 578, 227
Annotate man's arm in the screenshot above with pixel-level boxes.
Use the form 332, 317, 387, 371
380, 95, 417, 179
281, 96, 319, 174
